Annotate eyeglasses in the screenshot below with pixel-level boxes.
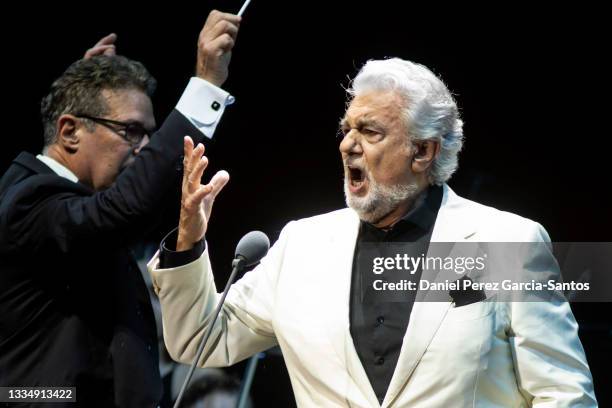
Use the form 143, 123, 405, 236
75, 114, 153, 145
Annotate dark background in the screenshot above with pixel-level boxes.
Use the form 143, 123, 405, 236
2, 1, 610, 405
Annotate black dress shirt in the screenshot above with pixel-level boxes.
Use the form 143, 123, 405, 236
349, 185, 443, 404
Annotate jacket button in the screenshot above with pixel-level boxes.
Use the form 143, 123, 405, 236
375, 356, 385, 365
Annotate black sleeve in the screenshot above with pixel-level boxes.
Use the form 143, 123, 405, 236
2, 110, 207, 253
158, 227, 206, 268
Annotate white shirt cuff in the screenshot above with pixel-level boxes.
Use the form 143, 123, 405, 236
175, 77, 235, 139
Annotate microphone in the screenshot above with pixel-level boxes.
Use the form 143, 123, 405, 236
233, 230, 270, 269
173, 231, 270, 408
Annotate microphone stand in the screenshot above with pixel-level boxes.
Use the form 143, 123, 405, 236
236, 352, 264, 408
172, 257, 246, 408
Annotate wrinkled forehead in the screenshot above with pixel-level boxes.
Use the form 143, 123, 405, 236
343, 90, 406, 124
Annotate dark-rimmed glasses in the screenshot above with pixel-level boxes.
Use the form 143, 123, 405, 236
75, 114, 153, 145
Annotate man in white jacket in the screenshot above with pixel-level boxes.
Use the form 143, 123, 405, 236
148, 58, 597, 407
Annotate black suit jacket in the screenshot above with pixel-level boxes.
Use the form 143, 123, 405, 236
0, 110, 205, 407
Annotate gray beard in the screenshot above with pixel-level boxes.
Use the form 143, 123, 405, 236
344, 176, 418, 224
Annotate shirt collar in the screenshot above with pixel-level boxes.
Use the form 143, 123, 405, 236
36, 154, 79, 183
396, 184, 443, 231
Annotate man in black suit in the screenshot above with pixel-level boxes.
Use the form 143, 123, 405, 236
0, 10, 240, 407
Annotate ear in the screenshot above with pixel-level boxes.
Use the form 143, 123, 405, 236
56, 114, 81, 153
411, 140, 440, 175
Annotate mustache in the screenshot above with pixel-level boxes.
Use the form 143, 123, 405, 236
343, 159, 366, 170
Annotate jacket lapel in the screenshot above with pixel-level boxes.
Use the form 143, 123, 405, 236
321, 209, 382, 407
382, 185, 479, 407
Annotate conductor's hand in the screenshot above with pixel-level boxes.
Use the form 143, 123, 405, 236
84, 33, 117, 59
196, 10, 241, 86
177, 136, 230, 251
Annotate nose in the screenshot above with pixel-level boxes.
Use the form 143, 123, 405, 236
339, 130, 363, 156
133, 135, 150, 155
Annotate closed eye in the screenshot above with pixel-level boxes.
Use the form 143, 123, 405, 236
359, 126, 385, 142
361, 127, 378, 135
338, 118, 384, 141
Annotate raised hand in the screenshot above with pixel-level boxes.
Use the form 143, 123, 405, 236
176, 136, 230, 251
196, 10, 242, 86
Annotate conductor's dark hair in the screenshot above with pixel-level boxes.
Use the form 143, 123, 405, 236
40, 55, 156, 148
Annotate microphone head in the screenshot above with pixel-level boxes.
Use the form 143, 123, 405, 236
235, 231, 270, 267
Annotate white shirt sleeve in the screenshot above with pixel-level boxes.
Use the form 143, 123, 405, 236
175, 77, 235, 139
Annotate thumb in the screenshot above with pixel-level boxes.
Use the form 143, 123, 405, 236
203, 170, 229, 217
208, 170, 230, 199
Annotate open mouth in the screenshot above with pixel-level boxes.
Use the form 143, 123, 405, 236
347, 165, 367, 194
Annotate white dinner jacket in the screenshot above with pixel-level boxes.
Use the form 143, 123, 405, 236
148, 185, 596, 407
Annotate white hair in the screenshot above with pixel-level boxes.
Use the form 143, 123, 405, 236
349, 58, 464, 185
